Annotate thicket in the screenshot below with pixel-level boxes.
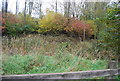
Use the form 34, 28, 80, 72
64, 18, 96, 38
37, 11, 96, 39
2, 34, 108, 75
98, 3, 120, 58
1, 11, 97, 38
1, 13, 38, 36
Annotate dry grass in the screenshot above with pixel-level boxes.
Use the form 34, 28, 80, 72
2, 34, 114, 60
2, 34, 117, 75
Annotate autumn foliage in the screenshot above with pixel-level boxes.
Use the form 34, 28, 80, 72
0, 12, 38, 36
1, 11, 96, 38
64, 18, 94, 38
37, 11, 95, 38
37, 11, 68, 34
5, 13, 22, 24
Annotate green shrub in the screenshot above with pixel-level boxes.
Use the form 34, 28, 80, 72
18, 13, 39, 32
3, 13, 39, 36
3, 13, 22, 36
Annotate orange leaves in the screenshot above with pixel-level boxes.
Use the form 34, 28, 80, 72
0, 12, 22, 29
64, 18, 94, 37
64, 27, 73, 32
38, 11, 95, 37
5, 13, 22, 24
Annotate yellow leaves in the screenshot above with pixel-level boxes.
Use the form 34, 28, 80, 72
38, 11, 67, 33
85, 20, 97, 35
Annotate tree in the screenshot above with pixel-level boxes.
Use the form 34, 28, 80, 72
71, 1, 75, 18
2, 0, 5, 14
24, 0, 27, 24
55, 0, 58, 13
64, 0, 71, 17
28, 0, 34, 16
30, 0, 43, 18
99, 2, 120, 59
16, 0, 19, 15
39, 0, 42, 18
81, 2, 108, 20
5, 0, 8, 13
2, 0, 8, 14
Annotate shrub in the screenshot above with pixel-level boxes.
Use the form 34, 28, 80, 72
2, 13, 39, 36
5, 13, 22, 24
3, 13, 22, 36
85, 20, 97, 36
18, 13, 39, 31
13, 13, 39, 34
37, 11, 67, 34
64, 18, 94, 38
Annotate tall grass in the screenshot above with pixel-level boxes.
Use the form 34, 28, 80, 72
2, 34, 114, 60
2, 34, 119, 79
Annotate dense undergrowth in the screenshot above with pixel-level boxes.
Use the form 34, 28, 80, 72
2, 34, 116, 75
2, 34, 115, 60
2, 34, 120, 80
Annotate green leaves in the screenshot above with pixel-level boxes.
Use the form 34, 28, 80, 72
98, 3, 120, 57
3, 13, 39, 36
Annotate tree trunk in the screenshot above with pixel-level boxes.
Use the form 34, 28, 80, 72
16, 0, 18, 15
5, 0, 8, 13
83, 22, 86, 41
24, 0, 27, 24
29, 1, 33, 16
2, 0, 5, 14
39, 4, 42, 18
55, 0, 57, 13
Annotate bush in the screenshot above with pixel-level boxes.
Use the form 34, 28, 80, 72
64, 18, 94, 38
18, 13, 39, 32
85, 20, 97, 37
3, 13, 22, 36
37, 11, 67, 34
5, 23, 22, 36
2, 12, 39, 36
